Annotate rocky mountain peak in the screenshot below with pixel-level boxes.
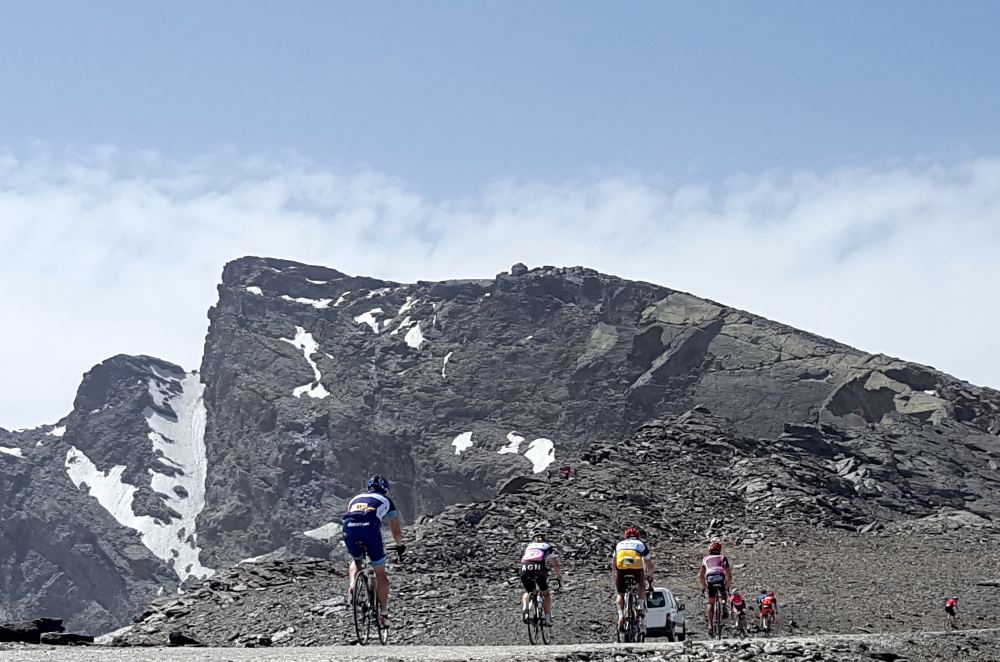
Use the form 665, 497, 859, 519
2, 256, 999, 635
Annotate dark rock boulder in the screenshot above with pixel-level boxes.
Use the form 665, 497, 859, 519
0, 617, 63, 644
39, 632, 94, 645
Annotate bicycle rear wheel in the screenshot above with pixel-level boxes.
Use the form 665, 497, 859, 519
526, 594, 539, 645
714, 601, 724, 640
352, 571, 372, 645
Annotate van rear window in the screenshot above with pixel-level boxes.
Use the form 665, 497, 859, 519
646, 592, 666, 608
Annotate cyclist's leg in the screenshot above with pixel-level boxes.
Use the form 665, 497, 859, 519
343, 526, 366, 594
373, 565, 390, 615
360, 524, 389, 616
519, 572, 534, 616
537, 573, 551, 617
705, 582, 717, 630
613, 571, 626, 627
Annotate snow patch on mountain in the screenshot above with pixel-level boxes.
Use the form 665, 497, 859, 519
142, 371, 215, 581
47, 425, 66, 437
333, 292, 350, 307
246, 286, 263, 296
524, 438, 555, 473
280, 327, 330, 399
398, 296, 417, 317
0, 446, 24, 458
281, 295, 333, 309
498, 432, 524, 455
442, 352, 453, 379
496, 433, 554, 472
405, 323, 426, 349
354, 308, 383, 334
366, 287, 393, 299
303, 522, 342, 540
452, 431, 473, 455
390, 316, 414, 336
66, 436, 214, 581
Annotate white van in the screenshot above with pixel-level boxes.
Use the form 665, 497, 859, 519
645, 587, 686, 641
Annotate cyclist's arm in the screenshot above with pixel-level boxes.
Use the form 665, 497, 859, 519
643, 557, 654, 581
698, 564, 707, 590
725, 565, 733, 586
550, 556, 562, 578
387, 515, 403, 545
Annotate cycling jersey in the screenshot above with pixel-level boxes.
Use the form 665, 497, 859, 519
343, 492, 397, 524
761, 596, 777, 612
519, 542, 557, 593
520, 542, 557, 572
614, 539, 650, 571
701, 554, 729, 578
342, 491, 398, 566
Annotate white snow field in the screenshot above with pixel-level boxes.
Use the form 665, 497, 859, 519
65, 369, 214, 582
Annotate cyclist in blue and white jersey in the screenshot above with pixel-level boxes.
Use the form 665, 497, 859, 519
342, 474, 404, 626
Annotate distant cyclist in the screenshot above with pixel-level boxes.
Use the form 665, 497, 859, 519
731, 591, 749, 634
760, 591, 779, 629
612, 527, 653, 632
730, 591, 747, 619
342, 474, 404, 627
945, 596, 959, 628
518, 529, 562, 626
699, 541, 732, 633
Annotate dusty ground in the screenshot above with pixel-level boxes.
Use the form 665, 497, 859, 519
106, 528, 1000, 649
2, 630, 999, 661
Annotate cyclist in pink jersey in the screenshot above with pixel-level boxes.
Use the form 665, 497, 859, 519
699, 541, 733, 633
518, 529, 562, 626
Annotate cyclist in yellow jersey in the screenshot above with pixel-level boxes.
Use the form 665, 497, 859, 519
612, 527, 654, 631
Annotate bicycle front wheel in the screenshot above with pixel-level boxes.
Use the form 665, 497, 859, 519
526, 595, 539, 645
352, 572, 372, 645
539, 596, 551, 645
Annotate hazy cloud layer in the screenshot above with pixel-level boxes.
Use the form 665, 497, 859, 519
2, 150, 998, 428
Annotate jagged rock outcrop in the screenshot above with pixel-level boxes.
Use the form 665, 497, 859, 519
113, 410, 1000, 647
2, 256, 999, 634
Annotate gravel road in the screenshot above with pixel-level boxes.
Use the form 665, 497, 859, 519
2, 629, 999, 662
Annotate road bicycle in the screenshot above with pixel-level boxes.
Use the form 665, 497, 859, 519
734, 606, 748, 638
703, 585, 728, 640
617, 576, 645, 643
351, 544, 404, 645
946, 608, 959, 630
759, 608, 775, 637
524, 576, 560, 644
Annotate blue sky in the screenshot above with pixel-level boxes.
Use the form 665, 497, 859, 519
1, 2, 1000, 427
3, 2, 998, 192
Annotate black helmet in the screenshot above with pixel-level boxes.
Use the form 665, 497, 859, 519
530, 528, 546, 542
367, 474, 390, 494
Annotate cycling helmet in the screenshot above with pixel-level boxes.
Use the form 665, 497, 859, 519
767, 591, 775, 597
624, 527, 641, 539
708, 541, 722, 554
367, 474, 390, 494
530, 529, 546, 542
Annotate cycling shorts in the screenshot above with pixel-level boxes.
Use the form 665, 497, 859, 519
343, 519, 387, 567
615, 568, 645, 594
706, 574, 728, 599
520, 569, 549, 593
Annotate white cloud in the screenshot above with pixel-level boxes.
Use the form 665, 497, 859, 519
1, 149, 999, 427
